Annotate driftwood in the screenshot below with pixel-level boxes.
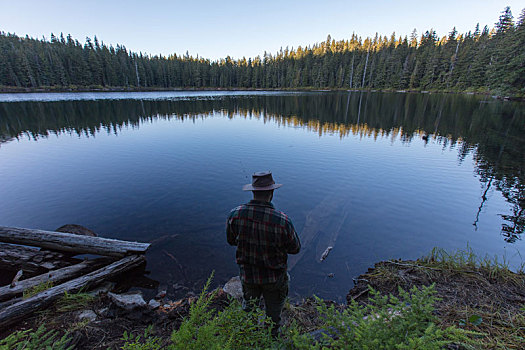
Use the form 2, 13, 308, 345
0, 255, 146, 328
0, 226, 150, 257
0, 243, 73, 275
0, 259, 108, 302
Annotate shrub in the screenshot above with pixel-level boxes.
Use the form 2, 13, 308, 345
291, 284, 476, 349
170, 272, 275, 349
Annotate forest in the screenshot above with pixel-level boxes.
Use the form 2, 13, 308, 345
0, 7, 523, 96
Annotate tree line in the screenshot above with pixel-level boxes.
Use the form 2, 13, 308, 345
0, 7, 523, 95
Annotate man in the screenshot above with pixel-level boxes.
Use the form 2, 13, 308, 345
226, 171, 301, 336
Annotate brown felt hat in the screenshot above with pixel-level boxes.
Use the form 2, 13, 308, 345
242, 171, 283, 191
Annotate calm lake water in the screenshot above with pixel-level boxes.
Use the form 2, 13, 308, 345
0, 91, 523, 301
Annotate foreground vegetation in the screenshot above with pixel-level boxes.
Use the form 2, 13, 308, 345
1, 7, 524, 96
1, 247, 524, 349
114, 275, 476, 349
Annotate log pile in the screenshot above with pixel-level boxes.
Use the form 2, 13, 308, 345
0, 225, 150, 328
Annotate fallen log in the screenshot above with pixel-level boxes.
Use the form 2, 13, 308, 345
0, 255, 146, 328
0, 259, 109, 302
0, 243, 73, 275
0, 226, 150, 257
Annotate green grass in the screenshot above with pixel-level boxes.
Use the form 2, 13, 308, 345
55, 291, 95, 313
22, 280, 54, 299
422, 246, 525, 282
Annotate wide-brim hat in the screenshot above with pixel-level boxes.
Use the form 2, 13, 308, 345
242, 171, 283, 191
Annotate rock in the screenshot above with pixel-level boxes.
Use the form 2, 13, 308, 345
88, 281, 115, 296
55, 224, 97, 237
108, 292, 146, 311
96, 307, 109, 317
148, 299, 161, 309
173, 283, 189, 291
223, 276, 243, 299
77, 310, 97, 322
155, 285, 167, 300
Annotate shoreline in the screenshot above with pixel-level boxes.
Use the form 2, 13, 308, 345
2, 248, 524, 349
0, 85, 523, 102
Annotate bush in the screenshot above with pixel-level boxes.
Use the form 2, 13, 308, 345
291, 284, 476, 349
170, 272, 275, 350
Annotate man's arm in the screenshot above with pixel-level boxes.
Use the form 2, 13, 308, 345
226, 216, 238, 246
285, 221, 301, 254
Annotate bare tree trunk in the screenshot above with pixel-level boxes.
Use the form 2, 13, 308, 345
447, 40, 460, 88
0, 226, 150, 258
349, 53, 355, 88
0, 259, 108, 302
361, 45, 371, 88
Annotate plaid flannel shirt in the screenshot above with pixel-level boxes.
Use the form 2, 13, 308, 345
227, 200, 301, 284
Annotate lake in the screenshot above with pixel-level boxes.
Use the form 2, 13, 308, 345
0, 91, 523, 302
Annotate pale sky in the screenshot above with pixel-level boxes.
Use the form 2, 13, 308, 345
0, 0, 522, 60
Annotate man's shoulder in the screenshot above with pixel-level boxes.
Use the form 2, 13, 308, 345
228, 203, 292, 225
271, 208, 291, 221
266, 207, 294, 228
228, 203, 251, 218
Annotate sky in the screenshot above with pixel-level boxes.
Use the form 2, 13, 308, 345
0, 0, 523, 60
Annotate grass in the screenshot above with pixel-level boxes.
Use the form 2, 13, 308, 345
359, 247, 525, 349
422, 246, 524, 274
55, 291, 95, 313
22, 280, 54, 299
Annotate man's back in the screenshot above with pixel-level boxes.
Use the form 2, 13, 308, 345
227, 200, 301, 284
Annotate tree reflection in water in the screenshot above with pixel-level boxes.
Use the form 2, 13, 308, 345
0, 92, 523, 242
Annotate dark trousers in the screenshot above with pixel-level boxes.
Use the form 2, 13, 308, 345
241, 272, 289, 335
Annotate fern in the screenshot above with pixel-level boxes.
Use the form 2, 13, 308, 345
0, 324, 71, 350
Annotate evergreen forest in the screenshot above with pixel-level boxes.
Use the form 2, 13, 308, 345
0, 7, 524, 96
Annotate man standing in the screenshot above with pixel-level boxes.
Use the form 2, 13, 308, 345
226, 171, 301, 336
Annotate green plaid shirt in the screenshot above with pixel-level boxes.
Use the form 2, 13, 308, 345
227, 200, 301, 284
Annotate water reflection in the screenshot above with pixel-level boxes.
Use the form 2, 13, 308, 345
1, 92, 523, 244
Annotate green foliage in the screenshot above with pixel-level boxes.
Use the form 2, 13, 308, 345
423, 246, 524, 280
121, 325, 162, 350
170, 272, 275, 349
22, 280, 54, 299
292, 284, 476, 349
55, 291, 95, 312
459, 314, 483, 327
0, 324, 71, 350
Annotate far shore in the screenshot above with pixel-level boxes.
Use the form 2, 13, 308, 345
0, 85, 523, 101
